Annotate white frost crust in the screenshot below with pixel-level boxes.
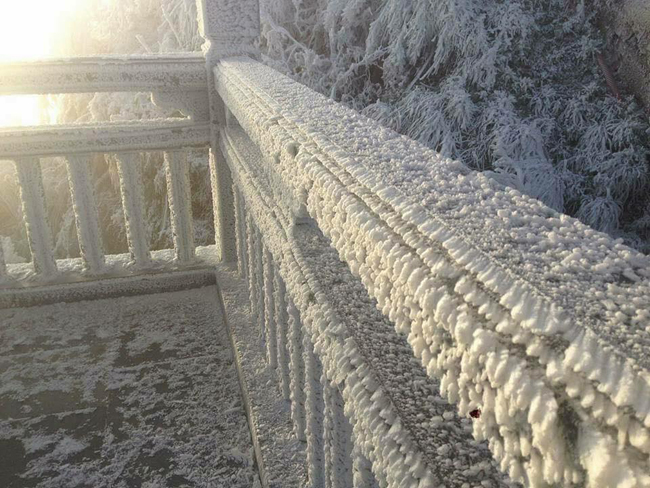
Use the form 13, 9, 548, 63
223, 128, 510, 487
216, 57, 650, 487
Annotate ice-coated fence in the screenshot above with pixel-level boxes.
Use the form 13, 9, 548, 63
0, 56, 212, 279
1, 0, 649, 487
214, 53, 650, 488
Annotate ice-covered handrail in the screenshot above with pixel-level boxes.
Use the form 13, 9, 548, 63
216, 57, 650, 487
0, 54, 207, 95
0, 119, 210, 159
0, 120, 210, 159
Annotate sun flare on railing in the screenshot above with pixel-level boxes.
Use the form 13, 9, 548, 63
0, 0, 87, 126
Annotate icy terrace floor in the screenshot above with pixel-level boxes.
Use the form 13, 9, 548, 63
0, 286, 259, 488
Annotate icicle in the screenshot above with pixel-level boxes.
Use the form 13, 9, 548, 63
304, 334, 325, 487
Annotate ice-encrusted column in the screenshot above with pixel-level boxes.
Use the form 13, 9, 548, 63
323, 381, 353, 488
0, 240, 6, 278
287, 298, 307, 441
195, 0, 260, 262
352, 443, 379, 488
233, 184, 248, 277
304, 334, 325, 488
66, 155, 105, 273
164, 150, 195, 263
254, 225, 266, 344
115, 152, 150, 267
246, 216, 260, 332
263, 247, 278, 368
13, 158, 57, 276
274, 271, 291, 400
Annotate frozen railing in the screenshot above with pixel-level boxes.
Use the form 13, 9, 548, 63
216, 55, 650, 487
1, 0, 650, 487
0, 55, 212, 281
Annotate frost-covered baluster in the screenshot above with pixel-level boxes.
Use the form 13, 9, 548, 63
287, 298, 307, 440
246, 217, 260, 330
0, 240, 6, 279
323, 381, 353, 488
304, 334, 325, 488
352, 443, 379, 488
263, 248, 278, 368
115, 152, 150, 267
233, 184, 248, 277
164, 150, 195, 263
13, 158, 57, 276
254, 225, 266, 346
196, 0, 259, 262
274, 271, 291, 400
66, 155, 105, 273
323, 380, 335, 488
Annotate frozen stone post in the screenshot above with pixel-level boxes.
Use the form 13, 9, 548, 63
195, 0, 260, 262
263, 247, 278, 368
0, 239, 6, 279
304, 334, 325, 488
233, 185, 248, 277
164, 150, 195, 263
287, 298, 307, 441
274, 272, 291, 400
13, 158, 57, 277
115, 152, 151, 267
66, 155, 105, 274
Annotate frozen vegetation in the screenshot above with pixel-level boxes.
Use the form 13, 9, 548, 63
260, 0, 650, 252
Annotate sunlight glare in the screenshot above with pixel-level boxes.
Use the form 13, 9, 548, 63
0, 0, 88, 126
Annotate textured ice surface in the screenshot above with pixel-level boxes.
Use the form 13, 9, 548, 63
216, 57, 650, 487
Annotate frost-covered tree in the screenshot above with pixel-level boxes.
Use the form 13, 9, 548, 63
260, 0, 650, 252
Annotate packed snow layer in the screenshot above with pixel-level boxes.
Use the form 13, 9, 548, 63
215, 57, 650, 487
0, 286, 259, 487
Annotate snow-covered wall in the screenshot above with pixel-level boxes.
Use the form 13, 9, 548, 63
216, 56, 650, 488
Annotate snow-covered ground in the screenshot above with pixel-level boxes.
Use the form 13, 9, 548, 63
0, 286, 260, 487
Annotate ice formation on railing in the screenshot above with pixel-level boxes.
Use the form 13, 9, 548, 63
225, 123, 511, 486
1, 122, 208, 280
216, 57, 650, 487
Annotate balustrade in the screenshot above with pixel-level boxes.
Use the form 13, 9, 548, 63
1, 1, 649, 487
0, 59, 212, 280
